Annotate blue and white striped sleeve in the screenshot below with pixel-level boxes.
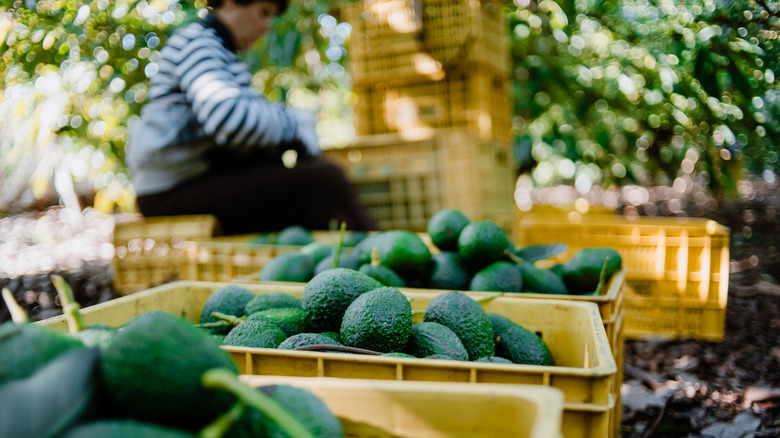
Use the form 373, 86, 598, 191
173, 29, 298, 150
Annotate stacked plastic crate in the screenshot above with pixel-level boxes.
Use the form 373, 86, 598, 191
324, 0, 515, 231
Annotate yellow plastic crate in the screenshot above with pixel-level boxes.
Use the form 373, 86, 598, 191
353, 67, 512, 142
110, 214, 217, 295
181, 231, 436, 282
39, 281, 617, 438
241, 376, 564, 438
344, 0, 511, 84
324, 128, 515, 231
515, 213, 731, 341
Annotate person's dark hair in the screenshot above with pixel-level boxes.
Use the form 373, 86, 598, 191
207, 0, 289, 14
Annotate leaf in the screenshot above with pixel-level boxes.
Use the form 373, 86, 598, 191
0, 347, 100, 438
514, 243, 568, 262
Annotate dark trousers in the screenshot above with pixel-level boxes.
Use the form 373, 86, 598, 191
136, 157, 378, 235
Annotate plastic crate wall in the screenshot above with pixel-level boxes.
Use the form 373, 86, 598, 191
344, 0, 510, 83
110, 215, 217, 295
353, 66, 512, 142
515, 213, 731, 341
324, 128, 515, 231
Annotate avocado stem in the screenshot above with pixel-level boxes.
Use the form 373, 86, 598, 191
332, 222, 347, 269
201, 369, 315, 438
294, 344, 382, 355
473, 292, 504, 304
593, 256, 610, 296
51, 274, 86, 333
504, 249, 524, 265
211, 312, 244, 326
370, 248, 381, 267
198, 400, 247, 438
196, 321, 233, 329
2, 288, 29, 324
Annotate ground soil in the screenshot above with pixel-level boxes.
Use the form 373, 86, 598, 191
1, 183, 779, 437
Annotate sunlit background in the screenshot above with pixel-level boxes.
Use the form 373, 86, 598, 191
0, 0, 778, 216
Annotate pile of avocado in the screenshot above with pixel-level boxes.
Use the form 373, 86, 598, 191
257, 209, 623, 296
0, 285, 342, 438
201, 271, 555, 367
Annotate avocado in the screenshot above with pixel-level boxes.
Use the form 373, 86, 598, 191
235, 384, 343, 438
424, 354, 455, 361
276, 226, 314, 246
355, 230, 432, 278
200, 285, 256, 335
0, 321, 83, 384
246, 308, 308, 337
382, 352, 415, 358
0, 348, 100, 438
101, 311, 238, 431
73, 324, 117, 349
251, 233, 277, 245
300, 242, 337, 266
314, 252, 360, 276
427, 209, 470, 251
260, 251, 315, 283
211, 334, 226, 345
277, 333, 344, 350
457, 220, 510, 269
423, 291, 494, 360
342, 231, 369, 247
340, 287, 412, 353
561, 248, 623, 294
245, 292, 302, 315
358, 263, 407, 287
404, 321, 468, 361
487, 313, 555, 366
426, 251, 472, 290
518, 262, 569, 295
318, 331, 341, 342
59, 421, 195, 438
223, 320, 287, 348
474, 356, 513, 364
301, 268, 383, 332
468, 261, 523, 292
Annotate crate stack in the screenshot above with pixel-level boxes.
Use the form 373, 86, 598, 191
324, 0, 516, 231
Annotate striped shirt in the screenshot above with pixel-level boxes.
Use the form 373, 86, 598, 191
126, 14, 299, 196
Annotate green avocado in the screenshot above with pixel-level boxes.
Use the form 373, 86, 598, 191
382, 352, 415, 358
468, 261, 523, 292
313, 252, 361, 276
488, 313, 555, 366
561, 248, 622, 294
246, 308, 308, 337
518, 262, 569, 295
73, 324, 117, 349
426, 251, 472, 290
423, 291, 494, 360
244, 292, 302, 315
301, 268, 383, 332
427, 209, 470, 251
0, 321, 83, 385
199, 285, 256, 335
59, 420, 195, 438
340, 287, 412, 353
100, 311, 237, 431
457, 220, 510, 269
276, 225, 314, 246
355, 230, 432, 279
474, 356, 514, 364
277, 333, 344, 350
223, 320, 287, 348
300, 242, 337, 266
260, 251, 315, 283
404, 321, 468, 361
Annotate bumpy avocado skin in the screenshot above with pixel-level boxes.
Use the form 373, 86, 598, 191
301, 269, 383, 332
340, 287, 412, 353
488, 313, 555, 366
423, 291, 494, 360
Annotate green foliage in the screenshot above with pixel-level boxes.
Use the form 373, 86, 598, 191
1, 0, 777, 214
507, 0, 780, 197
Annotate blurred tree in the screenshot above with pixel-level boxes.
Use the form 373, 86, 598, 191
508, 0, 779, 201
1, 0, 778, 215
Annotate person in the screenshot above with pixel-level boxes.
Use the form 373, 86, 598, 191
126, 0, 377, 234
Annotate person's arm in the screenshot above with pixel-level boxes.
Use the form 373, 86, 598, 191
172, 29, 299, 151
